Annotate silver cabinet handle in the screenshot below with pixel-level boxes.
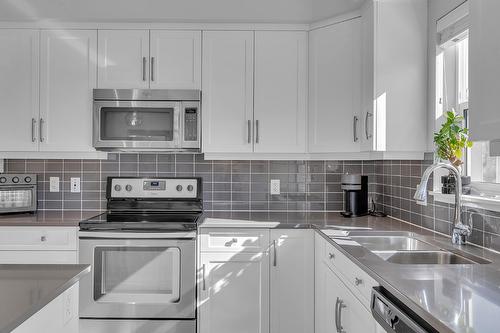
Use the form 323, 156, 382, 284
353, 116, 359, 142
335, 297, 340, 332
224, 238, 238, 247
272, 240, 277, 267
354, 277, 363, 286
247, 120, 252, 144
255, 120, 260, 143
150, 57, 155, 82
39, 118, 45, 142
337, 298, 346, 333
365, 111, 373, 140
31, 118, 37, 142
328, 252, 335, 260
202, 264, 206, 291
40, 235, 47, 242
142, 57, 147, 81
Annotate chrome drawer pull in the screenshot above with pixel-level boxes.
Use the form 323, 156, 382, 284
40, 236, 47, 242
329, 252, 335, 260
354, 277, 363, 286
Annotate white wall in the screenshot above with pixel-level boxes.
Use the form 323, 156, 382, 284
426, 0, 467, 151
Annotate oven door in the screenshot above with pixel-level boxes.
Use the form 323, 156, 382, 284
79, 236, 195, 319
93, 101, 180, 150
0, 186, 37, 213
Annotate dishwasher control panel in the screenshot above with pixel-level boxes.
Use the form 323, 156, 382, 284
371, 287, 431, 333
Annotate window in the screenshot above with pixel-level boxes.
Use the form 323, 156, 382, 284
437, 9, 500, 198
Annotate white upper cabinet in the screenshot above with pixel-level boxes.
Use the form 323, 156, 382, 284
0, 30, 39, 152
309, 18, 362, 153
150, 30, 201, 89
360, 0, 427, 152
40, 30, 97, 152
470, 0, 500, 142
254, 31, 307, 153
202, 31, 254, 153
97, 30, 149, 88
270, 230, 314, 333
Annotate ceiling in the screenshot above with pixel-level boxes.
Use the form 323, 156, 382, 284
0, 0, 366, 24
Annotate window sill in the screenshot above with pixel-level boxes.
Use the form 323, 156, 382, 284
430, 191, 500, 213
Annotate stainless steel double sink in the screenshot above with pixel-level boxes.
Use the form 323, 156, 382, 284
328, 231, 491, 265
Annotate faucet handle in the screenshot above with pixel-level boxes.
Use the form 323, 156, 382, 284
452, 224, 472, 245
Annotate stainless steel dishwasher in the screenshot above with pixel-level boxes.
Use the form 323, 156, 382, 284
371, 287, 436, 333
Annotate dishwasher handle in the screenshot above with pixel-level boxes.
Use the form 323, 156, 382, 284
371, 287, 429, 333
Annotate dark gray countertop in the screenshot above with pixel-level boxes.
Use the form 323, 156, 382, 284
0, 264, 90, 333
199, 211, 500, 333
0, 211, 101, 226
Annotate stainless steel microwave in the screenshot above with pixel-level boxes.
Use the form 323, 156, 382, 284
93, 89, 201, 151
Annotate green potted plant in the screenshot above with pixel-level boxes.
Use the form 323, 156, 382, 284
433, 110, 473, 194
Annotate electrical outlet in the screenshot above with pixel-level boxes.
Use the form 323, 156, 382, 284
49, 177, 59, 192
270, 179, 280, 195
70, 177, 80, 193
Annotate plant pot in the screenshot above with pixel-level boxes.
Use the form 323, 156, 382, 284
441, 174, 471, 194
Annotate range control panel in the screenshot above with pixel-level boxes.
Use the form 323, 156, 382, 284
0, 174, 37, 186
110, 178, 198, 199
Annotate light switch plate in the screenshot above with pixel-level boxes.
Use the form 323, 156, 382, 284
270, 179, 280, 195
70, 177, 80, 193
49, 177, 59, 192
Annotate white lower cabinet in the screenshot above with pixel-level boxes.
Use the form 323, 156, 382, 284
316, 260, 377, 333
315, 232, 382, 333
198, 228, 314, 333
12, 282, 79, 333
198, 251, 270, 333
0, 227, 78, 264
270, 230, 314, 333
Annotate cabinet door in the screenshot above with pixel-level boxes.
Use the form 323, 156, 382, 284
39, 30, 97, 152
202, 31, 254, 153
0, 29, 39, 152
198, 252, 269, 333
270, 230, 314, 333
97, 30, 149, 88
309, 19, 362, 153
321, 261, 377, 333
470, 0, 500, 141
360, 0, 376, 152
254, 31, 307, 153
150, 30, 201, 89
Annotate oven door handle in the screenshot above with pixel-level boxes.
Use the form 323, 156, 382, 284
78, 231, 197, 239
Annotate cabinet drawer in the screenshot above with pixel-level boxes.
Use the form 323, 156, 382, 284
0, 227, 77, 251
0, 251, 78, 264
200, 229, 270, 253
322, 235, 378, 308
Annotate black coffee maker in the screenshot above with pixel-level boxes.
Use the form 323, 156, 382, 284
340, 174, 368, 217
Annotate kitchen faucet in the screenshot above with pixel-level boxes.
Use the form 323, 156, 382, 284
414, 163, 471, 245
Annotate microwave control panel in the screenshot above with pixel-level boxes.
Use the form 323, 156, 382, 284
184, 107, 199, 142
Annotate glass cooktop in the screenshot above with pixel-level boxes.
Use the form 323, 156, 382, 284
79, 212, 201, 232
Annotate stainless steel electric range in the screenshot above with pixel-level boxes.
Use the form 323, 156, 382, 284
79, 177, 202, 333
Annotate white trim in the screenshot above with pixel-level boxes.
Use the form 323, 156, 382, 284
431, 191, 500, 213
0, 151, 108, 159
437, 1, 469, 33
0, 21, 310, 31
203, 151, 426, 161
308, 10, 361, 31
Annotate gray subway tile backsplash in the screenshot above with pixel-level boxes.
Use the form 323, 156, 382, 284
5, 152, 500, 252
